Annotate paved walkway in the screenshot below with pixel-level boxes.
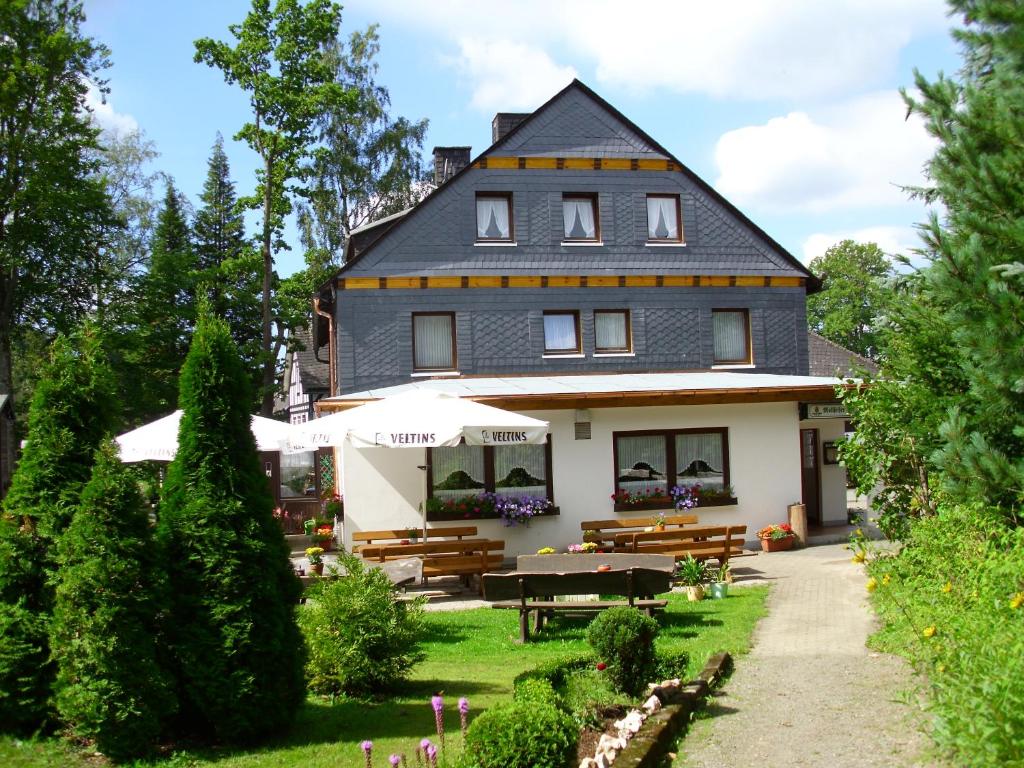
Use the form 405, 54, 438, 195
678, 543, 933, 768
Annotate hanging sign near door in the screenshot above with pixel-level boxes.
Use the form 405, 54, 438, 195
803, 402, 849, 420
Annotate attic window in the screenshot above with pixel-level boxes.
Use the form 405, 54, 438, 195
476, 193, 513, 241
562, 194, 599, 242
646, 194, 682, 242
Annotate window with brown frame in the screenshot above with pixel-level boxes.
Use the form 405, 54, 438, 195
594, 310, 631, 353
542, 311, 581, 354
427, 439, 554, 502
614, 428, 730, 497
712, 309, 751, 364
562, 194, 599, 241
412, 312, 456, 371
646, 194, 682, 242
476, 193, 513, 241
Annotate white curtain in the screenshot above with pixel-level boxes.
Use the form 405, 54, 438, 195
543, 313, 578, 351
595, 311, 628, 351
616, 434, 666, 494
713, 311, 748, 362
562, 199, 596, 239
414, 315, 454, 369
431, 445, 485, 500
494, 444, 547, 498
476, 197, 510, 239
676, 433, 724, 489
646, 196, 678, 240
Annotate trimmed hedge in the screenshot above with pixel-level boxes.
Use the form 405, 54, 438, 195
586, 607, 660, 696
464, 701, 577, 768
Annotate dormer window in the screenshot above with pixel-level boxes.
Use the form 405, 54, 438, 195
646, 194, 682, 242
476, 193, 513, 241
562, 194, 599, 242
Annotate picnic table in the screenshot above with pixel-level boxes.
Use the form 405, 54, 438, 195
358, 537, 505, 593
483, 554, 674, 642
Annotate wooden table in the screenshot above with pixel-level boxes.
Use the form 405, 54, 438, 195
359, 538, 505, 593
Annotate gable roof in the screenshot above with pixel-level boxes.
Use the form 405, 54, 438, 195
325, 79, 818, 290
807, 332, 879, 377
288, 327, 331, 393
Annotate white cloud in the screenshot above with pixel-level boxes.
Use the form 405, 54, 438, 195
713, 91, 937, 213
350, 0, 947, 102
450, 39, 577, 112
802, 225, 922, 264
84, 85, 138, 137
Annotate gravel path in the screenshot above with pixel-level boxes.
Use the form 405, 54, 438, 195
677, 543, 934, 768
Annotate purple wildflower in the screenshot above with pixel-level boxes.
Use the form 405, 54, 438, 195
360, 740, 373, 768
431, 696, 444, 745
458, 697, 469, 736
420, 738, 433, 751
389, 755, 401, 768
425, 744, 438, 768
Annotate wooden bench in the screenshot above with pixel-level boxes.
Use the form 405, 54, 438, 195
483, 568, 671, 642
351, 525, 479, 551
358, 538, 504, 593
580, 514, 700, 547
613, 525, 749, 564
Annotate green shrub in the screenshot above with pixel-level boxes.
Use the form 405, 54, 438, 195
512, 653, 593, 691
464, 701, 577, 768
586, 607, 659, 696
158, 314, 305, 742
867, 503, 1024, 767
513, 678, 560, 708
300, 552, 425, 696
51, 442, 175, 761
653, 650, 690, 681
0, 600, 51, 732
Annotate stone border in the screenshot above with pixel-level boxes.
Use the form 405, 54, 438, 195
612, 651, 733, 768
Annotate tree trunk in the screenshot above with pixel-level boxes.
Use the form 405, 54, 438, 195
260, 155, 275, 417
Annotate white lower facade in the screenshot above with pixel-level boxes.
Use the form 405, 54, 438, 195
339, 399, 850, 558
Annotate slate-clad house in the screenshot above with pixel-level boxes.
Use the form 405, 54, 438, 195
311, 80, 851, 555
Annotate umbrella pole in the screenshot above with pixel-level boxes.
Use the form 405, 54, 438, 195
420, 449, 430, 542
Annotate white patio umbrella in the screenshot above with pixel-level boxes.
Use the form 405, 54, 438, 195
288, 389, 549, 451
115, 410, 296, 463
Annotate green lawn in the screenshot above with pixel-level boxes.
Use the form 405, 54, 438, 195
0, 587, 768, 768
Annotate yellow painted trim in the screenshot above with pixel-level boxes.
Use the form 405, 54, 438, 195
734, 276, 766, 287
662, 275, 694, 287
624, 276, 657, 287
385, 277, 420, 289
563, 158, 593, 170
485, 156, 519, 169
770, 276, 804, 287
587, 275, 620, 287
523, 157, 559, 169
702, 276, 731, 287
508, 276, 543, 288
637, 159, 668, 171
468, 276, 502, 288
425, 276, 462, 289
343, 277, 379, 290
547, 276, 581, 287
601, 158, 633, 170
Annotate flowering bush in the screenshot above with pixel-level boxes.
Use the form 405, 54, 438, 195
610, 487, 668, 506
322, 491, 343, 517
756, 523, 795, 540
568, 542, 598, 554
536, 547, 556, 555
425, 492, 553, 526
613, 483, 735, 509
494, 495, 551, 527
305, 547, 324, 565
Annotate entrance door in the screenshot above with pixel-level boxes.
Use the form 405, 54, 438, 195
800, 428, 821, 525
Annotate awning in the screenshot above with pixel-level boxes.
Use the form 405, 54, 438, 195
116, 411, 295, 462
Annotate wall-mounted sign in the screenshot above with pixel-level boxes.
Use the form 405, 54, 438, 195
804, 402, 849, 420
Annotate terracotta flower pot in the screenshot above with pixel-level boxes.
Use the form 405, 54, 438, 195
311, 563, 324, 576
761, 536, 795, 552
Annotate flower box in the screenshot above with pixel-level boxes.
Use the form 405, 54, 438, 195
426, 505, 560, 523
612, 497, 738, 513
760, 535, 795, 552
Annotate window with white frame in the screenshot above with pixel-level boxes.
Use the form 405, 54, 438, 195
476, 193, 513, 241
712, 309, 751, 364
646, 194, 682, 242
543, 311, 581, 354
595, 310, 631, 353
413, 312, 456, 371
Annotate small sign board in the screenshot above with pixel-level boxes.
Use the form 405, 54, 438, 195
803, 402, 849, 420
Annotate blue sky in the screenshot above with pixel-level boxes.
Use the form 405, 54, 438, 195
82, 0, 961, 277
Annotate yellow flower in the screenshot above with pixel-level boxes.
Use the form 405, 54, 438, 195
1010, 592, 1024, 610
942, 581, 952, 594
936, 663, 946, 674
852, 551, 866, 564
923, 625, 937, 638
882, 574, 891, 586
854, 528, 863, 537
865, 577, 878, 593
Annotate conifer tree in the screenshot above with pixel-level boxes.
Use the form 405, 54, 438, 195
905, 0, 1024, 514
133, 181, 197, 419
193, 135, 262, 400
0, 325, 115, 731
158, 312, 303, 742
51, 442, 174, 760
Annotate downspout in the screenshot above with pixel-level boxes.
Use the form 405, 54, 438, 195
313, 294, 337, 398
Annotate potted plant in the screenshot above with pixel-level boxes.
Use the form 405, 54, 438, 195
303, 518, 316, 536
536, 546, 556, 555
323, 492, 343, 519
653, 510, 667, 531
708, 562, 730, 599
314, 524, 334, 551
676, 555, 706, 601
407, 526, 420, 544
567, 542, 598, 554
757, 523, 797, 552
306, 547, 325, 576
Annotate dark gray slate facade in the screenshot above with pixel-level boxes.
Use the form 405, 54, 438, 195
328, 81, 816, 394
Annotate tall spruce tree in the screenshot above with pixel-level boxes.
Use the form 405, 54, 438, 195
51, 441, 174, 760
158, 312, 303, 742
904, 0, 1024, 514
193, 135, 262, 400
133, 181, 197, 420
0, 325, 116, 731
